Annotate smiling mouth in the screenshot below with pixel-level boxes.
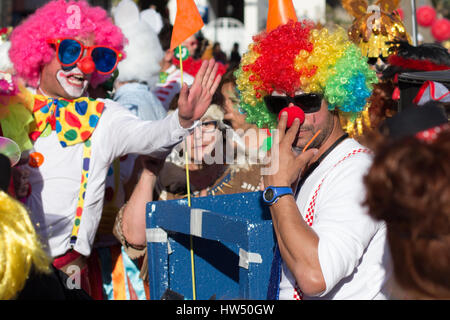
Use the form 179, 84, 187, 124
62, 73, 86, 88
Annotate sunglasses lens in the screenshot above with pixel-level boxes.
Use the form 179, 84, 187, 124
59, 39, 82, 65
264, 96, 290, 114
294, 94, 322, 113
92, 47, 118, 73
367, 57, 378, 65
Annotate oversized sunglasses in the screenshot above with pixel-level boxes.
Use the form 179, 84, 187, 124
264, 93, 323, 115
47, 38, 123, 74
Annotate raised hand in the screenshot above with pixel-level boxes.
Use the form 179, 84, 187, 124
177, 59, 222, 128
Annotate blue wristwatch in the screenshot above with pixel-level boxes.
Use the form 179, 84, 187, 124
262, 186, 293, 205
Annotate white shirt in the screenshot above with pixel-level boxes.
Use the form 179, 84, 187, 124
25, 99, 192, 258
279, 139, 392, 300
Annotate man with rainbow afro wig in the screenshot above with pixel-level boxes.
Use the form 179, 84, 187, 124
236, 21, 377, 130
2, 0, 221, 298
242, 21, 391, 300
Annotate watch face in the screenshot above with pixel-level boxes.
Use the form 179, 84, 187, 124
264, 188, 274, 202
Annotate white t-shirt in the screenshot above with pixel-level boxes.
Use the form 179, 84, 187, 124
279, 139, 392, 300
25, 99, 192, 258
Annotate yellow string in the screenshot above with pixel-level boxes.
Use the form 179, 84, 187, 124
179, 45, 184, 86
182, 74, 196, 300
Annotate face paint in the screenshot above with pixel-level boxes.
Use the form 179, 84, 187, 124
56, 67, 89, 98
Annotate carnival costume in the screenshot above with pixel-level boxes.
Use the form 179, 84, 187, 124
88, 0, 168, 300
343, 0, 410, 59
237, 20, 390, 300
235, 20, 377, 130
0, 0, 194, 299
0, 190, 50, 299
342, 0, 411, 134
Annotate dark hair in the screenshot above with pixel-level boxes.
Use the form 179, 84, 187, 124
158, 21, 173, 51
139, 0, 169, 19
168, 93, 179, 111
363, 130, 450, 298
219, 67, 237, 90
212, 67, 238, 108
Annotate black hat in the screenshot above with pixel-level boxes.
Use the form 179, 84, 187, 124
381, 102, 448, 140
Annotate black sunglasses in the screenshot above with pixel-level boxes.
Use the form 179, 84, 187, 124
367, 56, 388, 65
264, 93, 323, 115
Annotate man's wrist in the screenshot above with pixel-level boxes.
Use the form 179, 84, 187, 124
270, 193, 294, 207
178, 116, 194, 129
265, 180, 291, 188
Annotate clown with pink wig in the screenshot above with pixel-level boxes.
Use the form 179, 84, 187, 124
0, 0, 221, 298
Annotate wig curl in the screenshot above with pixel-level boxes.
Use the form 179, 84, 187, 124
0, 191, 50, 300
9, 0, 126, 88
236, 21, 377, 128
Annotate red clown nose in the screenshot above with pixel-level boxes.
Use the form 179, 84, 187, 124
77, 56, 96, 74
278, 106, 305, 127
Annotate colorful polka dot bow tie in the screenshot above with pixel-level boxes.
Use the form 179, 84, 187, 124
31, 95, 105, 147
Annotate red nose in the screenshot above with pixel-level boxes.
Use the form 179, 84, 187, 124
77, 56, 96, 74
278, 105, 305, 128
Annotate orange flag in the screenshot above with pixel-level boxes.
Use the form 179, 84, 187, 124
170, 0, 204, 51
266, 0, 298, 32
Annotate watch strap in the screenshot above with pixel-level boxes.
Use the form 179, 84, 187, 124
263, 186, 293, 205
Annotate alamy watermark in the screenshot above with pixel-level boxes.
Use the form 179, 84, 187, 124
65, 265, 82, 290
366, 5, 381, 37
67, 5, 81, 30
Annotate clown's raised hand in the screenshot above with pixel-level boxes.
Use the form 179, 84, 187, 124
177, 59, 222, 128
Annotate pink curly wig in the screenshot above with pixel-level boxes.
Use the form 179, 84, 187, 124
9, 0, 126, 88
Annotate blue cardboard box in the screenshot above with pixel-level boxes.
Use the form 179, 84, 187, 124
145, 191, 274, 300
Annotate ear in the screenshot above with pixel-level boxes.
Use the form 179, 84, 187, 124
342, 0, 369, 18
112, 0, 140, 28
375, 0, 401, 12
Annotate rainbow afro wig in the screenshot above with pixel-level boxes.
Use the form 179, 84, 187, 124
9, 0, 126, 88
235, 21, 378, 129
